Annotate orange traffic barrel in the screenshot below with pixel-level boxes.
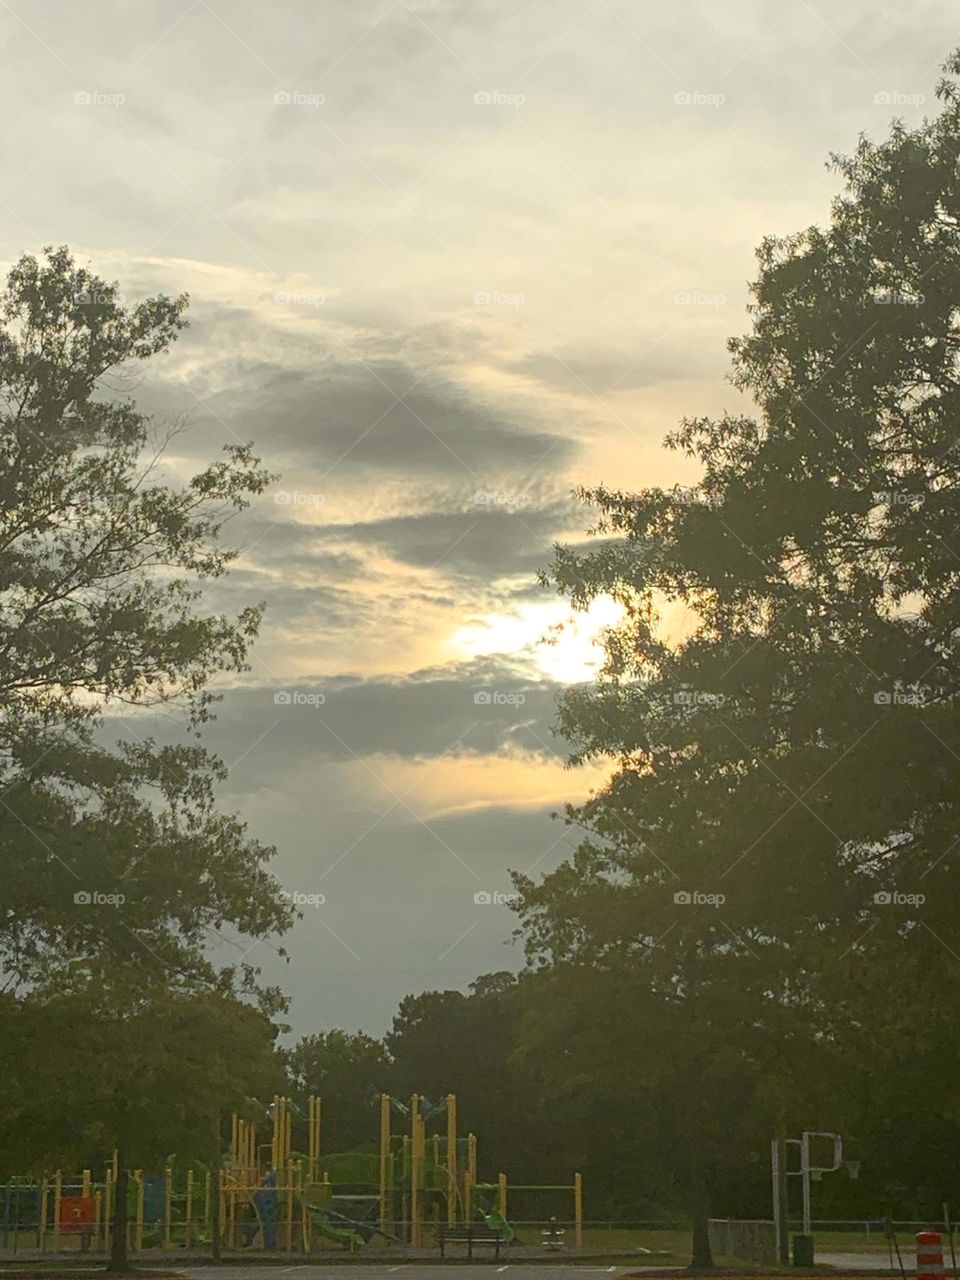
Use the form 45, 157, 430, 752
917, 1230, 944, 1280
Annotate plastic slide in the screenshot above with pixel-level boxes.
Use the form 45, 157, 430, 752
483, 1207, 518, 1243
305, 1202, 365, 1251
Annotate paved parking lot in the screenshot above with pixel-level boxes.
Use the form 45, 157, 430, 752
176, 1267, 656, 1280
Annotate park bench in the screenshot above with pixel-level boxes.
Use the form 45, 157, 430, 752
438, 1224, 504, 1259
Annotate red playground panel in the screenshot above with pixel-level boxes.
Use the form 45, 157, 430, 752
59, 1195, 96, 1233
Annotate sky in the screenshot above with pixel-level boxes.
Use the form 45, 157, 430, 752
4, 0, 958, 1034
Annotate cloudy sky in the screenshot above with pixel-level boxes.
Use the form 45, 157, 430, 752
5, 0, 957, 1033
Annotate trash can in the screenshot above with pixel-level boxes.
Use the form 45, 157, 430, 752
792, 1234, 815, 1266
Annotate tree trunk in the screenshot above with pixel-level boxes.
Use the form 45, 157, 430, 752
689, 1141, 714, 1269
109, 1153, 129, 1273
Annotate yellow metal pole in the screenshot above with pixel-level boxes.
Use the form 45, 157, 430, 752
468, 1133, 477, 1183
463, 1171, 472, 1224
446, 1094, 457, 1226
272, 1095, 280, 1168
81, 1170, 91, 1256
94, 1190, 102, 1250
231, 1113, 239, 1168
574, 1173, 583, 1249
164, 1167, 173, 1248
53, 1170, 61, 1254
285, 1107, 292, 1166
104, 1169, 113, 1253
498, 1172, 507, 1218
379, 1094, 391, 1236
39, 1179, 48, 1253
291, 1159, 298, 1250
410, 1095, 420, 1247
135, 1170, 144, 1253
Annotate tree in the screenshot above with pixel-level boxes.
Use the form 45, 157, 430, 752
0, 247, 294, 1267
0, 245, 291, 996
286, 1030, 390, 1152
515, 48, 960, 1262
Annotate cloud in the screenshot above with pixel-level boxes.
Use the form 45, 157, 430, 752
108, 657, 571, 789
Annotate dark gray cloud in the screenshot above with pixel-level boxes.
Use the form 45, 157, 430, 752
189, 359, 579, 481
107, 657, 570, 787
304, 495, 579, 579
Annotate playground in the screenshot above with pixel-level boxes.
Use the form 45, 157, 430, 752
0, 1094, 585, 1261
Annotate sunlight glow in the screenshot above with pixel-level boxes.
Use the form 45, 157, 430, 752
450, 595, 623, 684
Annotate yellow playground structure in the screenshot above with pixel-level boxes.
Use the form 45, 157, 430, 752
221, 1092, 583, 1253
6, 1092, 582, 1255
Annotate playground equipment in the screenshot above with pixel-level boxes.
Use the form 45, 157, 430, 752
1, 1091, 582, 1255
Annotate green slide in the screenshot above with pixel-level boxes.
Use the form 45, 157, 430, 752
483, 1207, 518, 1244
305, 1203, 365, 1251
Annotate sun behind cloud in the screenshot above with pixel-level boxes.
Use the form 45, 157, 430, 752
450, 595, 623, 685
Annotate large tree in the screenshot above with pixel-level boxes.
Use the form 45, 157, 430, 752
0, 247, 293, 1266
515, 49, 960, 1261
0, 246, 291, 995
